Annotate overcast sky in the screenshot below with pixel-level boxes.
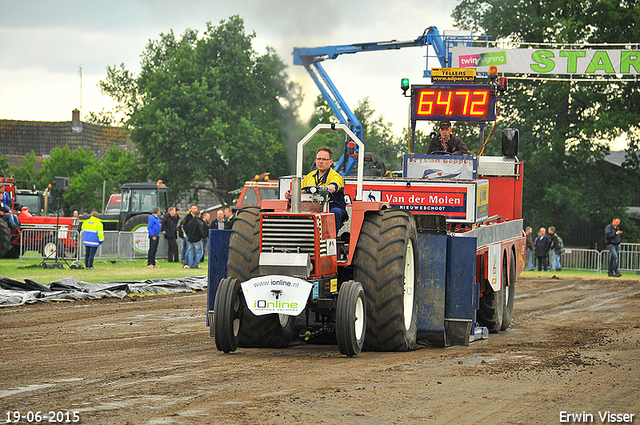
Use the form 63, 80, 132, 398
0, 0, 461, 138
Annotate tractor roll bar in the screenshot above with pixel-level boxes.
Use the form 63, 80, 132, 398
294, 124, 364, 202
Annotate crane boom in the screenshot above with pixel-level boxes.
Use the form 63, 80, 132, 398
293, 27, 481, 175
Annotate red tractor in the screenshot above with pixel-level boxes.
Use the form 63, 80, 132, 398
0, 177, 78, 259
210, 124, 525, 356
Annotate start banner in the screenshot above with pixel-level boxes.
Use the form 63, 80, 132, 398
451, 46, 640, 75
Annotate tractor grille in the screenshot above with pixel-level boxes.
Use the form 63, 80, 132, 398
261, 215, 317, 254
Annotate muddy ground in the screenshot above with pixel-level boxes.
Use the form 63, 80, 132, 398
1, 275, 639, 425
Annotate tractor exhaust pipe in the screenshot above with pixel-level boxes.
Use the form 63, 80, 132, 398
291, 176, 301, 214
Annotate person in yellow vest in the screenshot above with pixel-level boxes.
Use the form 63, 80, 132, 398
81, 210, 104, 270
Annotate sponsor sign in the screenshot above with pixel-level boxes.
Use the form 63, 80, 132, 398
133, 227, 149, 252
452, 46, 640, 75
431, 67, 477, 83
477, 183, 489, 218
241, 275, 312, 316
488, 244, 502, 291
404, 155, 477, 180
379, 189, 467, 216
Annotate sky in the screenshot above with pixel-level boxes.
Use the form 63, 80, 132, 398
0, 0, 459, 138
1, 1, 629, 151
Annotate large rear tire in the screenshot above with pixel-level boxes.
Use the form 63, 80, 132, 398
336, 280, 366, 357
226, 208, 295, 348
353, 209, 419, 351
478, 253, 506, 333
214, 277, 242, 353
122, 214, 151, 232
0, 219, 11, 258
501, 251, 516, 330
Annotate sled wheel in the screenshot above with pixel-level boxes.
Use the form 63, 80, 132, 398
501, 250, 516, 330
479, 253, 506, 333
213, 277, 242, 353
336, 280, 366, 357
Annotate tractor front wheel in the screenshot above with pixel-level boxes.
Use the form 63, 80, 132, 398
336, 280, 366, 357
213, 277, 242, 353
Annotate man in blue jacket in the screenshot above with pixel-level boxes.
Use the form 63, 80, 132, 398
81, 211, 104, 270
147, 207, 162, 268
605, 217, 622, 277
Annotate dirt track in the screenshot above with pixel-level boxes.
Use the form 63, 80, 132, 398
1, 275, 639, 424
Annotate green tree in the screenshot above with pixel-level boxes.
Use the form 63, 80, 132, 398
37, 147, 146, 215
38, 147, 102, 215
452, 0, 640, 243
9, 152, 40, 187
99, 16, 301, 204
354, 97, 405, 172
0, 155, 9, 176
304, 95, 405, 175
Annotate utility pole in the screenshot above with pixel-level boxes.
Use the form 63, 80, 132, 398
78, 65, 83, 119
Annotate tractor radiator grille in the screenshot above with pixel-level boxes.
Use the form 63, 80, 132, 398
261, 216, 316, 254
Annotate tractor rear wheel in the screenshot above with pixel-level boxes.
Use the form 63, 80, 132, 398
122, 214, 151, 232
0, 219, 11, 258
213, 277, 242, 353
226, 208, 295, 348
501, 252, 516, 330
478, 254, 507, 333
353, 209, 419, 351
336, 280, 366, 357
41, 236, 58, 259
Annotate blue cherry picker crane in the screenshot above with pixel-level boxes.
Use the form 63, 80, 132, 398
292, 27, 483, 175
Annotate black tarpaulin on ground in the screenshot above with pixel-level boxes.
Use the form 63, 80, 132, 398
0, 276, 207, 307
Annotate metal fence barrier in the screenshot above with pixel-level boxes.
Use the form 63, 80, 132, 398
552, 243, 640, 274
19, 228, 80, 262
20, 229, 172, 265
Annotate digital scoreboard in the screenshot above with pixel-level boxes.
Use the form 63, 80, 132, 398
410, 84, 496, 122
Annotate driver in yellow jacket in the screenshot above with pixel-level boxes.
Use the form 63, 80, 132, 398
286, 146, 347, 232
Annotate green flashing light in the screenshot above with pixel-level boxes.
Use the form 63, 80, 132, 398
401, 78, 410, 95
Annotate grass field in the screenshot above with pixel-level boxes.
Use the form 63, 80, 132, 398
0, 258, 207, 285
1, 258, 638, 286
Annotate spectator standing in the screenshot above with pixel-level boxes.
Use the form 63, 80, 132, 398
200, 212, 211, 263
524, 227, 534, 271
147, 207, 162, 268
162, 207, 179, 262
81, 211, 104, 270
185, 210, 206, 269
534, 227, 550, 271
548, 226, 564, 272
605, 217, 623, 277
224, 207, 235, 229
212, 209, 231, 230
180, 205, 198, 268
548, 227, 558, 271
